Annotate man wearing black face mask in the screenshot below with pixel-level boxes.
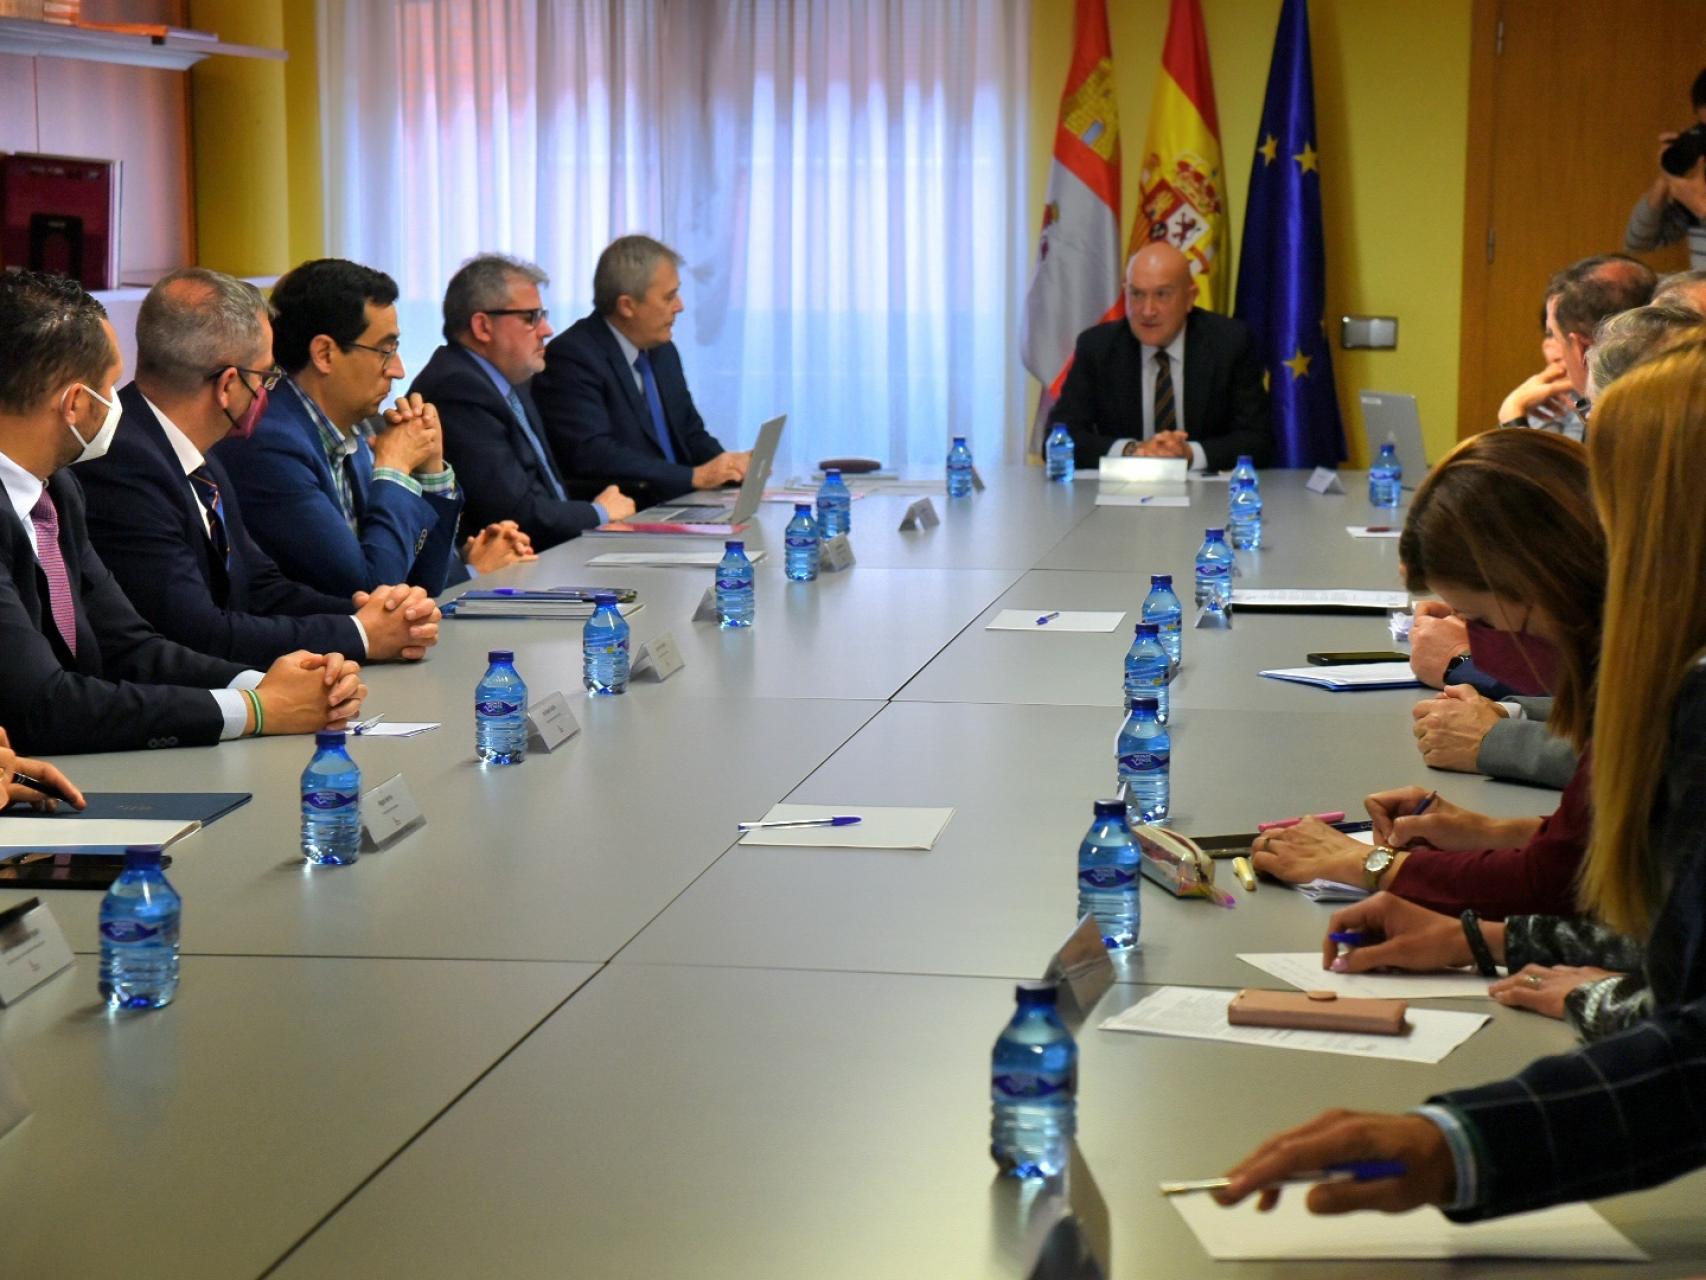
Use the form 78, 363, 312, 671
77, 269, 442, 668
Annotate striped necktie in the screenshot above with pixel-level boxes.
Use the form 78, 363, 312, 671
189, 466, 231, 571
28, 490, 78, 657
1152, 349, 1178, 438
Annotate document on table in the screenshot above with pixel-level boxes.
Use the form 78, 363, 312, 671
1238, 953, 1495, 1000
0, 818, 199, 853
1094, 492, 1192, 507
1295, 879, 1369, 903
1170, 1192, 1646, 1263
351, 722, 440, 738
1099, 986, 1489, 1064
588, 549, 769, 568
1260, 662, 1421, 690
1347, 524, 1403, 538
986, 610, 1126, 633
738, 805, 955, 850
1231, 588, 1411, 611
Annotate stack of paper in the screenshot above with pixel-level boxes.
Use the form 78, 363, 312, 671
0, 818, 199, 854
1231, 588, 1411, 611
1295, 878, 1368, 903
1259, 662, 1420, 690
589, 550, 769, 568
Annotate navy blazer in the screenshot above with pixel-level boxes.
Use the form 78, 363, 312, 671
77, 384, 362, 668
411, 343, 603, 551
1053, 309, 1275, 472
0, 467, 244, 754
215, 380, 463, 597
531, 312, 725, 504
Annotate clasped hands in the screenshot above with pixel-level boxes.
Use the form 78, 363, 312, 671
1122, 430, 1191, 460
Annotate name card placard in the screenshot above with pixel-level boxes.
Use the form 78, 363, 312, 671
0, 899, 73, 1007
898, 497, 940, 532
691, 588, 719, 623
971, 465, 987, 492
820, 534, 856, 572
360, 773, 426, 851
1194, 604, 1234, 630
1306, 466, 1345, 495
1044, 913, 1115, 1031
632, 632, 686, 682
525, 690, 580, 753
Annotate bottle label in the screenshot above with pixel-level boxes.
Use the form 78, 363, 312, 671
475, 700, 522, 717
992, 1071, 1072, 1100
589, 641, 629, 656
1119, 751, 1169, 774
303, 788, 358, 811
1079, 865, 1136, 889
716, 576, 751, 591
100, 919, 159, 943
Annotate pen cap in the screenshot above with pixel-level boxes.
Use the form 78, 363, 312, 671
1013, 980, 1060, 1007
487, 649, 515, 665
122, 846, 164, 870
314, 730, 347, 748
1092, 798, 1126, 819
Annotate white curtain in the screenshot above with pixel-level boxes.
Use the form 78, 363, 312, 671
318, 0, 1031, 478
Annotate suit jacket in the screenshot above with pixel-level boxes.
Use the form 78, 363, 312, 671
1052, 309, 1275, 472
411, 343, 603, 551
0, 467, 245, 754
76, 384, 362, 668
215, 380, 463, 597
531, 312, 725, 504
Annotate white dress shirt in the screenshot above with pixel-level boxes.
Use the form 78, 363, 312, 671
1105, 327, 1208, 471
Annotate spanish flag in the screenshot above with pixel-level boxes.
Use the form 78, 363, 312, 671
1020, 0, 1122, 418
1131, 0, 1228, 311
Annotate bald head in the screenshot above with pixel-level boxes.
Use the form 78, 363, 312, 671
136, 267, 271, 398
1124, 241, 1198, 348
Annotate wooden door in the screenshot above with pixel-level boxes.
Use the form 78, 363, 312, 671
1457, 0, 1703, 437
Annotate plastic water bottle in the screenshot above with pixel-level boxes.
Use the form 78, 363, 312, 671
1117, 696, 1170, 823
99, 846, 181, 1010
816, 468, 851, 537
989, 981, 1077, 1179
1194, 528, 1234, 610
947, 435, 975, 497
1077, 798, 1140, 952
784, 502, 821, 580
300, 730, 362, 864
1044, 424, 1075, 482
1369, 440, 1403, 509
1124, 621, 1172, 723
1141, 573, 1183, 668
475, 649, 528, 764
716, 539, 755, 628
1227, 455, 1263, 550
583, 592, 630, 695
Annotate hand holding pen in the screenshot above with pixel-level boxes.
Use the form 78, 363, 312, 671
0, 728, 85, 813
1207, 1109, 1455, 1215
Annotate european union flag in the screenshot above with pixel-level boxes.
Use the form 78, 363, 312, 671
1234, 0, 1345, 467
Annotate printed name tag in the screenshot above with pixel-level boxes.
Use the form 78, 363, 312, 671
820, 534, 856, 572
0, 900, 74, 1006
526, 690, 580, 752
631, 632, 685, 682
971, 465, 986, 492
1043, 914, 1114, 1029
898, 496, 940, 531
360, 773, 426, 851
692, 588, 719, 623
1306, 466, 1345, 495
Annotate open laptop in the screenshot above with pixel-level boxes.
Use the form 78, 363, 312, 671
591, 414, 786, 536
1357, 391, 1431, 489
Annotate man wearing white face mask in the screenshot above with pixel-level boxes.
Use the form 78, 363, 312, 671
77, 268, 442, 668
0, 269, 370, 755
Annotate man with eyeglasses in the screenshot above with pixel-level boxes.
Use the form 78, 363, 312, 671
77, 269, 443, 667
220, 258, 531, 598
411, 253, 635, 551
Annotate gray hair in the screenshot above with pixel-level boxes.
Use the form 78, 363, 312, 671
1589, 303, 1704, 392
1653, 268, 1706, 306
592, 234, 681, 316
442, 253, 549, 341
135, 267, 269, 396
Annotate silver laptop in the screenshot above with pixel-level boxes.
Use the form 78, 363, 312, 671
1358, 391, 1430, 489
638, 413, 786, 526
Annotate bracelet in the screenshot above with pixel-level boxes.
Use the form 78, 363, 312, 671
1460, 909, 1499, 977
243, 687, 265, 737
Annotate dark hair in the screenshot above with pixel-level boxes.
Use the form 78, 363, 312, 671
1692, 66, 1706, 111
269, 258, 398, 375
1400, 430, 1604, 747
442, 253, 548, 341
0, 269, 112, 414
1552, 254, 1658, 340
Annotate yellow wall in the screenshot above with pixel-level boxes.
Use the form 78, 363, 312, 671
281, 0, 325, 264
1029, 0, 1473, 463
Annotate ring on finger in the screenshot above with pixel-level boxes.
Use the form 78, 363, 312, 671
1525, 973, 1543, 989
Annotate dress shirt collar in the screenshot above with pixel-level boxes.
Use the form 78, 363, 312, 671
287, 376, 361, 464
459, 344, 517, 403
142, 393, 206, 477
1140, 325, 1187, 366
0, 445, 45, 531
604, 318, 644, 370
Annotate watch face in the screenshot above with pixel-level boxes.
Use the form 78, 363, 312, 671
1366, 846, 1396, 873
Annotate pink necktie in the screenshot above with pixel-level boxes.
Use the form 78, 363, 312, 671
29, 490, 78, 657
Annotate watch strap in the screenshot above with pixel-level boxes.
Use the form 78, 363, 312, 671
1460, 909, 1499, 977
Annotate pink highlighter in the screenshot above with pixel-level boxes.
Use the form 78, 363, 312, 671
1257, 810, 1347, 833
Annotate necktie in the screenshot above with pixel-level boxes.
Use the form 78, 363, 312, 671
1152, 350, 1178, 438
634, 351, 679, 465
189, 466, 231, 571
28, 490, 78, 657
505, 387, 568, 502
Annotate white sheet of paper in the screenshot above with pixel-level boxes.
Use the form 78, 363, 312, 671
986, 610, 1126, 633
738, 804, 954, 850
1098, 986, 1488, 1064
1260, 663, 1420, 690
0, 818, 198, 851
588, 550, 768, 568
353, 721, 440, 738
1238, 953, 1495, 1000
1296, 878, 1370, 903
1347, 525, 1403, 539
1094, 492, 1192, 507
1232, 588, 1411, 610
1170, 1192, 1646, 1263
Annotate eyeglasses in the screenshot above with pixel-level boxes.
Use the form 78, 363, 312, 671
344, 340, 403, 365
481, 307, 550, 328
207, 365, 285, 392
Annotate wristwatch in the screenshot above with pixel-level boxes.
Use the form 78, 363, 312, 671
1442, 651, 1474, 682
1362, 844, 1398, 891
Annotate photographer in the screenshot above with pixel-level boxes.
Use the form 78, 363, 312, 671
1626, 68, 1706, 269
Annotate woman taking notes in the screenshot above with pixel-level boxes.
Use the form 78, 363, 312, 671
1215, 336, 1706, 1221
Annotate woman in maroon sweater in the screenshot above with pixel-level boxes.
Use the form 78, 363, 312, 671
1250, 430, 1603, 920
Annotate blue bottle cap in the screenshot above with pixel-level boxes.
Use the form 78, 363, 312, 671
122, 845, 164, 868
1093, 798, 1126, 818
315, 730, 347, 747
1236, 454, 1254, 467
725, 540, 744, 553
593, 591, 618, 606
794, 502, 812, 514
824, 467, 841, 477
952, 435, 967, 445
488, 649, 514, 664
1015, 980, 1060, 1005
1151, 573, 1172, 587
1135, 622, 1159, 638
1206, 527, 1225, 538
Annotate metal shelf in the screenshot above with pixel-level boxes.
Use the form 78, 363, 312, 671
0, 16, 285, 70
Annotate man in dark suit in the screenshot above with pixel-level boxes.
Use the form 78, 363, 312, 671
532, 234, 750, 505
1053, 241, 1274, 472
412, 254, 635, 550
218, 258, 531, 598
78, 269, 442, 669
0, 270, 366, 755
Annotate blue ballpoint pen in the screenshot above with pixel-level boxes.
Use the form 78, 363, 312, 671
1158, 1159, 1408, 1195
737, 815, 863, 831
1036, 611, 1061, 625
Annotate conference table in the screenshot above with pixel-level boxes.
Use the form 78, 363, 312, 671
4, 468, 1703, 1279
